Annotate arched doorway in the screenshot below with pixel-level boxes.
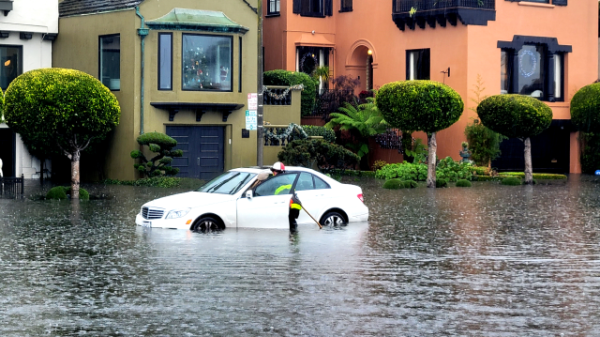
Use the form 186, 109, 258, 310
346, 41, 377, 94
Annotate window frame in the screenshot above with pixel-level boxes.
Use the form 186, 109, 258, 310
406, 48, 430, 81
301, 0, 325, 17
0, 44, 22, 91
181, 33, 234, 92
158, 32, 173, 91
267, 0, 281, 16
340, 0, 352, 12
239, 36, 242, 93
98, 34, 121, 91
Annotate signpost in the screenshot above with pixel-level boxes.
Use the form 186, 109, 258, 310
247, 94, 258, 131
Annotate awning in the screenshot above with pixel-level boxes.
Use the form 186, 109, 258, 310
146, 8, 249, 34
295, 33, 335, 47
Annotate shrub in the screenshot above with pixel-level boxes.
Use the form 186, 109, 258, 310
501, 177, 522, 186
277, 139, 359, 170
436, 156, 474, 182
300, 125, 336, 143
264, 70, 316, 116
470, 166, 490, 176
372, 160, 388, 172
0, 88, 4, 120
376, 162, 427, 181
402, 180, 418, 188
46, 186, 89, 200
383, 179, 402, 189
104, 176, 183, 188
436, 178, 448, 188
498, 172, 567, 180
581, 132, 600, 174
456, 179, 472, 187
570, 83, 600, 133
131, 132, 182, 177
464, 121, 507, 166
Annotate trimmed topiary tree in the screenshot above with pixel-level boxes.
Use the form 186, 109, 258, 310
383, 179, 402, 189
264, 69, 317, 116
376, 80, 464, 188
570, 83, 600, 173
130, 132, 183, 177
46, 186, 89, 200
4, 68, 120, 198
501, 177, 522, 186
477, 94, 552, 185
456, 179, 472, 187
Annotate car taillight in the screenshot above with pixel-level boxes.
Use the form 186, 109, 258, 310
357, 193, 364, 203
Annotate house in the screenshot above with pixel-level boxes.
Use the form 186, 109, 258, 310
0, 0, 58, 179
54, 0, 285, 181
263, 0, 598, 173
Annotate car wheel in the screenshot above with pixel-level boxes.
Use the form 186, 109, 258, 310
321, 211, 346, 227
193, 216, 223, 232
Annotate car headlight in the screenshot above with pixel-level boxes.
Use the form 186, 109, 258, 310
166, 208, 191, 219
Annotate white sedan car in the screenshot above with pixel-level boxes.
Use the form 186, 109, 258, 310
135, 166, 369, 230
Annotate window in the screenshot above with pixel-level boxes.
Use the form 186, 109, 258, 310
99, 35, 120, 91
268, 0, 280, 15
406, 49, 430, 80
296, 173, 315, 191
0, 45, 22, 90
182, 34, 232, 91
198, 172, 256, 195
500, 45, 564, 101
255, 173, 299, 196
341, 0, 352, 12
239, 37, 242, 93
158, 33, 172, 90
314, 176, 330, 189
293, 0, 333, 17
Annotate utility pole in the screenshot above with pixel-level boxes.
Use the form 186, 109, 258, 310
256, 0, 264, 167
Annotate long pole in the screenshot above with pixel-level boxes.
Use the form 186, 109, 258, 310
256, 0, 264, 167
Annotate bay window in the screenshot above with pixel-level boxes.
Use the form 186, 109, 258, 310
182, 34, 232, 92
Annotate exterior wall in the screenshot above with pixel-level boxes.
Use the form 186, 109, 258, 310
54, 0, 261, 181
0, 0, 58, 179
264, 0, 598, 173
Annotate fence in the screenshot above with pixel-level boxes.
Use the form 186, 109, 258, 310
0, 175, 25, 198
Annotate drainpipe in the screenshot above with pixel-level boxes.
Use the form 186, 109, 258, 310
135, 6, 149, 135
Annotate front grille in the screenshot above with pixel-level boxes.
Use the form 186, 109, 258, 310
142, 207, 165, 220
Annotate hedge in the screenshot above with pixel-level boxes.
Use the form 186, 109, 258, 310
570, 83, 600, 133
264, 70, 317, 116
300, 125, 336, 143
46, 186, 90, 200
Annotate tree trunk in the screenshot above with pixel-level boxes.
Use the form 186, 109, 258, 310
427, 132, 437, 188
523, 137, 533, 185
71, 150, 81, 199
39, 158, 45, 184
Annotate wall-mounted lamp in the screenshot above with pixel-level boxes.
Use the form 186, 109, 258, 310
441, 67, 450, 77
311, 30, 315, 35
367, 49, 373, 55
4, 60, 10, 66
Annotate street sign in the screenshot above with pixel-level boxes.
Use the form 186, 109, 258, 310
245, 110, 257, 130
247, 93, 258, 111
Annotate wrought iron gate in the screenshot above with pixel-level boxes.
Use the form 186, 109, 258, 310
0, 175, 24, 198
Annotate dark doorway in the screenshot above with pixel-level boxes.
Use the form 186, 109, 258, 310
166, 126, 225, 180
492, 120, 571, 173
0, 129, 15, 177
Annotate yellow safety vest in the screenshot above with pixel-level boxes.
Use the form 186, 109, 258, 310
274, 184, 301, 210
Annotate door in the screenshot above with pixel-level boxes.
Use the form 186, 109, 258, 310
236, 173, 298, 229
0, 129, 15, 177
166, 126, 224, 180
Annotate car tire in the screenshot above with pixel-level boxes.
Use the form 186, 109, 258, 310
192, 216, 223, 232
320, 211, 346, 227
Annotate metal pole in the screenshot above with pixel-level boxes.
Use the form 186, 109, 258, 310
256, 0, 264, 167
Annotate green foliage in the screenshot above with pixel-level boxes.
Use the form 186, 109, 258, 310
327, 169, 376, 178
312, 66, 330, 83
464, 121, 507, 166
264, 69, 317, 116
477, 94, 552, 139
499, 172, 567, 180
404, 138, 428, 164
470, 166, 489, 175
371, 160, 388, 171
104, 176, 183, 188
325, 96, 388, 159
376, 80, 464, 133
436, 157, 474, 182
456, 179, 472, 187
0, 88, 4, 120
581, 132, 600, 173
402, 180, 418, 188
501, 177, 522, 186
4, 68, 120, 158
300, 125, 336, 143
277, 139, 360, 170
383, 179, 402, 189
570, 83, 600, 133
46, 186, 89, 200
132, 132, 182, 177
375, 162, 427, 181
436, 178, 448, 188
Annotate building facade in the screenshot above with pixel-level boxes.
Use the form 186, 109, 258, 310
55, 0, 265, 181
0, 0, 58, 179
263, 0, 598, 173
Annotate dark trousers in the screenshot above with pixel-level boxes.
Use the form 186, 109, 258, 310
289, 208, 300, 231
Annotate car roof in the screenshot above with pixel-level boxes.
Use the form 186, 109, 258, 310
230, 166, 340, 185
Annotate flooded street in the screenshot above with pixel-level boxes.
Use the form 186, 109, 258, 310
1, 177, 600, 336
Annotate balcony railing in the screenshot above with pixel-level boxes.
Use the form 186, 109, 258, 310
0, 175, 24, 199
392, 0, 495, 31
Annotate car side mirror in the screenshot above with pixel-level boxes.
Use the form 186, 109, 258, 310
246, 190, 253, 199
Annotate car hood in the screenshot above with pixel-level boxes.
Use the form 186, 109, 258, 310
144, 191, 234, 210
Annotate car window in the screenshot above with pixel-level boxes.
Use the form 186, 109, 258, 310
314, 175, 330, 190
255, 173, 298, 197
197, 172, 256, 195
295, 172, 315, 191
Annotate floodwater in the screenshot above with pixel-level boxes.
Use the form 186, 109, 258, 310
1, 176, 600, 336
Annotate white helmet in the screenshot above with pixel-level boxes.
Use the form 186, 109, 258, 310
271, 161, 285, 173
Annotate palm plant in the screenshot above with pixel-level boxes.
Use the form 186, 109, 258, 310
325, 94, 388, 168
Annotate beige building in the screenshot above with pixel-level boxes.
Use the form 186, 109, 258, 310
54, 0, 290, 181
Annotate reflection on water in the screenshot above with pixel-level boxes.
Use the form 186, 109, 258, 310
1, 177, 600, 336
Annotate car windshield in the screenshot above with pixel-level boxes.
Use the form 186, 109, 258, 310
197, 171, 256, 195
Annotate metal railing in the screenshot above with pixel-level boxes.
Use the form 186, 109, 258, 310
263, 88, 292, 106
311, 89, 355, 119
393, 0, 495, 12
0, 175, 25, 198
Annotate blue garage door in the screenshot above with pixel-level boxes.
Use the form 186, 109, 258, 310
166, 126, 225, 180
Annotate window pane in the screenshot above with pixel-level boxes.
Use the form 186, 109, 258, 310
554, 54, 562, 99
500, 50, 509, 94
314, 176, 330, 189
183, 34, 232, 91
296, 173, 315, 191
255, 174, 298, 196
517, 45, 545, 98
0, 46, 21, 90
406, 49, 430, 80
159, 34, 172, 90
100, 35, 120, 90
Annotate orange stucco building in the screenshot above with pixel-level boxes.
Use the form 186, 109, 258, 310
263, 0, 598, 173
